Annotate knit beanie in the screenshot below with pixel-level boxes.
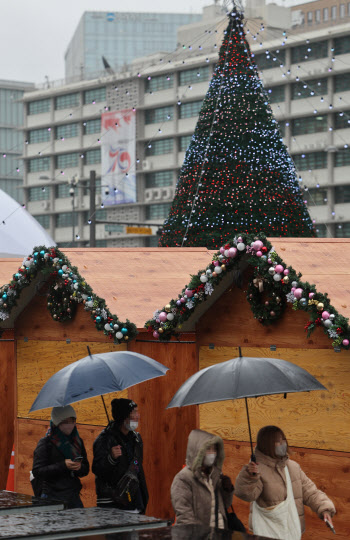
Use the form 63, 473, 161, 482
111, 398, 137, 425
51, 405, 77, 426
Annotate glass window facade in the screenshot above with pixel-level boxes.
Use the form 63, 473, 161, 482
292, 115, 328, 135
145, 170, 173, 188
179, 66, 210, 86
56, 153, 79, 168
331, 6, 337, 19
28, 186, 50, 201
28, 128, 50, 144
56, 212, 78, 228
180, 135, 193, 151
334, 36, 350, 55
146, 202, 171, 219
334, 72, 350, 92
55, 93, 80, 110
146, 75, 173, 93
146, 138, 173, 156
28, 156, 50, 172
315, 223, 327, 237
255, 50, 285, 70
293, 152, 327, 170
292, 78, 327, 100
335, 185, 350, 203
85, 148, 101, 164
335, 222, 350, 237
83, 119, 101, 134
335, 148, 350, 166
84, 87, 106, 104
56, 183, 71, 198
340, 4, 346, 17
28, 99, 50, 115
35, 214, 50, 229
291, 41, 328, 63
179, 101, 203, 119
307, 11, 313, 25
315, 9, 321, 23
323, 7, 329, 21
305, 188, 327, 205
335, 111, 350, 130
0, 127, 22, 151
145, 106, 174, 124
56, 123, 79, 139
266, 85, 285, 103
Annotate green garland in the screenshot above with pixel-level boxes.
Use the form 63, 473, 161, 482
0, 246, 137, 344
145, 233, 350, 350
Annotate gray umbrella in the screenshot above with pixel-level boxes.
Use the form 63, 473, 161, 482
30, 349, 169, 420
167, 351, 326, 460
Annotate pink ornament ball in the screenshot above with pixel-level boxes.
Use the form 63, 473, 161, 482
322, 311, 330, 320
283, 269, 289, 276
291, 287, 296, 293
256, 251, 262, 257
213, 261, 219, 267
343, 339, 349, 347
309, 292, 315, 299
180, 297, 186, 303
185, 288, 194, 297
275, 264, 284, 274
252, 240, 263, 251
237, 236, 243, 243
220, 247, 225, 255
159, 312, 168, 322
228, 247, 237, 258
267, 258, 272, 264
294, 288, 303, 299
153, 331, 159, 339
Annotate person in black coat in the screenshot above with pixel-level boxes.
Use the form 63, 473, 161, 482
32, 405, 89, 509
92, 398, 148, 512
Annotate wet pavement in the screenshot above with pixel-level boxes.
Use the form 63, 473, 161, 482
0, 490, 64, 514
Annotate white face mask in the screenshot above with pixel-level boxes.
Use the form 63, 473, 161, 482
59, 423, 75, 436
275, 442, 288, 457
125, 420, 138, 431
203, 452, 217, 467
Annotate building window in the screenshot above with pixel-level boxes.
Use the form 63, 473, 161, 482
293, 152, 327, 171
323, 7, 329, 21
28, 186, 50, 201
28, 99, 50, 115
145, 236, 159, 247
85, 148, 101, 164
180, 135, 193, 151
334, 73, 350, 92
335, 148, 350, 166
55, 123, 79, 140
56, 152, 79, 168
335, 185, 350, 203
146, 138, 173, 156
28, 157, 50, 172
146, 202, 171, 220
145, 170, 173, 188
335, 111, 350, 130
334, 35, 350, 55
145, 74, 173, 93
292, 115, 328, 135
145, 106, 174, 124
55, 93, 80, 110
83, 87, 106, 104
291, 78, 328, 100
348, 2, 350, 16
265, 85, 285, 103
315, 9, 321, 23
83, 119, 101, 134
331, 6, 337, 20
35, 214, 50, 229
179, 66, 210, 86
307, 11, 313, 25
56, 212, 78, 228
28, 128, 50, 144
340, 4, 346, 17
279, 123, 286, 137
305, 188, 327, 205
95, 240, 108, 247
335, 222, 350, 237
56, 183, 71, 198
255, 50, 286, 70
315, 224, 327, 237
179, 100, 203, 119
291, 41, 328, 63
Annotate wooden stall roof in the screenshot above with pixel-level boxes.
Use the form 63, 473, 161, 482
0, 239, 349, 328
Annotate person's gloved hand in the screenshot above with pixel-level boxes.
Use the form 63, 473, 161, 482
221, 474, 234, 492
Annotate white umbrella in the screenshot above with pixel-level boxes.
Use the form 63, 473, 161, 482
0, 189, 55, 257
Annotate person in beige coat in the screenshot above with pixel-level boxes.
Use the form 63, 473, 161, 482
235, 425, 336, 538
171, 429, 234, 529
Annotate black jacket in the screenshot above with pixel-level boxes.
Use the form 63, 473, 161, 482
32, 436, 89, 501
92, 423, 149, 511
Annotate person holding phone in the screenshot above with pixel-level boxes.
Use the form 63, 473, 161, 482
234, 425, 336, 539
32, 405, 89, 508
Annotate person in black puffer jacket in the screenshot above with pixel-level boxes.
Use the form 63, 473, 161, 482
92, 398, 148, 512
32, 405, 89, 508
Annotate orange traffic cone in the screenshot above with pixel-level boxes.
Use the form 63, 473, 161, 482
6, 445, 15, 492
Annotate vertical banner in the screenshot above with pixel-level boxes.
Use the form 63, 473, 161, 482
101, 109, 136, 205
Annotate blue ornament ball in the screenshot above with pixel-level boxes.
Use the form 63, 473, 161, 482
95, 316, 101, 323
40, 250, 45, 256
58, 269, 63, 276
121, 327, 128, 335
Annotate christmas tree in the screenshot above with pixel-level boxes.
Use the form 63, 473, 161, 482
159, 9, 315, 248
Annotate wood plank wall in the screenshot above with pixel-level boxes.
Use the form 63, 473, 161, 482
0, 329, 15, 489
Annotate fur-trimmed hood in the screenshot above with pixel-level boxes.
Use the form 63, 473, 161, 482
185, 429, 225, 473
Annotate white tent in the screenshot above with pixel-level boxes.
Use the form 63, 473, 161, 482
0, 189, 55, 257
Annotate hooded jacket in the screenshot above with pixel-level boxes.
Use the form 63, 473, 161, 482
171, 429, 233, 528
234, 448, 335, 533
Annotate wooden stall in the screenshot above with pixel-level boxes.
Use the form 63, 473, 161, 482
0, 239, 349, 539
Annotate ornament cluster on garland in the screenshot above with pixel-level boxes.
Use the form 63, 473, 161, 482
145, 233, 350, 350
0, 246, 137, 344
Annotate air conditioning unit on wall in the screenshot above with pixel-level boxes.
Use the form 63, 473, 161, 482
142, 159, 152, 170
41, 200, 50, 210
